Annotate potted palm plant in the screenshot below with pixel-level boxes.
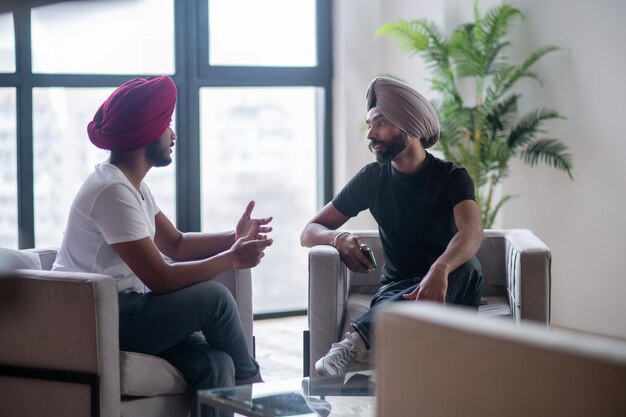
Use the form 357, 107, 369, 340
377, 1, 572, 227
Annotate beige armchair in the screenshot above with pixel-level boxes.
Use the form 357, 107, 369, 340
376, 303, 626, 417
0, 247, 253, 417
304, 229, 551, 376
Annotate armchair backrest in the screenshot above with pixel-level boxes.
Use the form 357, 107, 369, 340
23, 247, 254, 352
22, 247, 58, 271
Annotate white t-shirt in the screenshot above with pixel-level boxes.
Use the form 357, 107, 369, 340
53, 161, 160, 293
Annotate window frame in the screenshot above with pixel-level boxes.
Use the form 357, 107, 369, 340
1, 0, 333, 249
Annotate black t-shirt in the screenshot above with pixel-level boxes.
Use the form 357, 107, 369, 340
332, 152, 476, 282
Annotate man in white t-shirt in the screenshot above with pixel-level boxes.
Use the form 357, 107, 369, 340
53, 76, 272, 417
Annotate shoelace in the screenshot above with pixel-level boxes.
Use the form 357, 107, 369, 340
327, 344, 358, 369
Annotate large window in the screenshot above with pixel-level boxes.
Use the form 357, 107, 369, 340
208, 0, 316, 67
1, 0, 332, 315
31, 0, 175, 74
200, 87, 317, 312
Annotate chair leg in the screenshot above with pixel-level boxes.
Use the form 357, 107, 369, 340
303, 330, 310, 377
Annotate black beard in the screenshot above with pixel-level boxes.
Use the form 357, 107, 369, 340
146, 139, 172, 167
371, 131, 409, 164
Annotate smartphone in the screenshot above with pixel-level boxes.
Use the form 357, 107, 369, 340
360, 247, 378, 269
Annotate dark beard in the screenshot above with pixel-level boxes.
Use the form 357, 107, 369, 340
146, 139, 172, 167
370, 131, 409, 164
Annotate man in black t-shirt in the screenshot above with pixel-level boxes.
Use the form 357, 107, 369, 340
300, 77, 484, 376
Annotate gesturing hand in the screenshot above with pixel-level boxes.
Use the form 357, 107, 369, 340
230, 235, 274, 269
236, 200, 273, 240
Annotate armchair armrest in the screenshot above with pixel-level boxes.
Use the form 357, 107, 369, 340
307, 245, 348, 372
497, 229, 551, 323
213, 268, 253, 354
0, 269, 121, 417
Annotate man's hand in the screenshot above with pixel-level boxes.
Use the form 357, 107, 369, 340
402, 265, 448, 303
236, 200, 273, 240
229, 235, 273, 269
334, 233, 375, 273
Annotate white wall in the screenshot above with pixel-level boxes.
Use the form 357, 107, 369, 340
503, 0, 626, 339
333, 0, 626, 338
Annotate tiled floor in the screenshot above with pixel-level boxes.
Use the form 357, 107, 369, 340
253, 315, 308, 382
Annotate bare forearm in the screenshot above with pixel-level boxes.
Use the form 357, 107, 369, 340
149, 251, 237, 293
431, 227, 484, 274
300, 222, 339, 248
169, 231, 236, 261
114, 237, 238, 293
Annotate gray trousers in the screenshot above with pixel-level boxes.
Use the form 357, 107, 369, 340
118, 281, 258, 417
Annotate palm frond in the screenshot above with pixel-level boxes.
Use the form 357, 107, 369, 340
480, 4, 523, 71
520, 139, 573, 178
450, 23, 486, 77
520, 45, 559, 73
484, 41, 512, 75
486, 45, 558, 102
482, 133, 509, 162
485, 94, 519, 138
429, 71, 462, 105
376, 20, 429, 55
481, 4, 523, 46
508, 108, 564, 150
377, 20, 451, 72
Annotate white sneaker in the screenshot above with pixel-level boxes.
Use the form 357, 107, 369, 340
315, 335, 360, 376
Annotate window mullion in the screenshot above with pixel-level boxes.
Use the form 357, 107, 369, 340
14, 6, 35, 248
173, 0, 202, 232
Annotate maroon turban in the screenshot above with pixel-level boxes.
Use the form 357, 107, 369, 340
87, 76, 177, 151
366, 77, 440, 148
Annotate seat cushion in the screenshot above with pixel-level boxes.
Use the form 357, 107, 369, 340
120, 351, 187, 396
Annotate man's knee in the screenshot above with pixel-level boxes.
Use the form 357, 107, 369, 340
187, 281, 237, 311
192, 280, 229, 297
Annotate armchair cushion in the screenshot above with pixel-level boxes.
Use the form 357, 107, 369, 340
0, 248, 42, 271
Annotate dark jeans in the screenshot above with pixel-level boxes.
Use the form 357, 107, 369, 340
118, 280, 258, 417
352, 257, 483, 349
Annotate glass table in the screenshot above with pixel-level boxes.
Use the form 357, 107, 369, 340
197, 371, 376, 417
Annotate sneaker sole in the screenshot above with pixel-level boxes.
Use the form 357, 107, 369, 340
314, 359, 335, 377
